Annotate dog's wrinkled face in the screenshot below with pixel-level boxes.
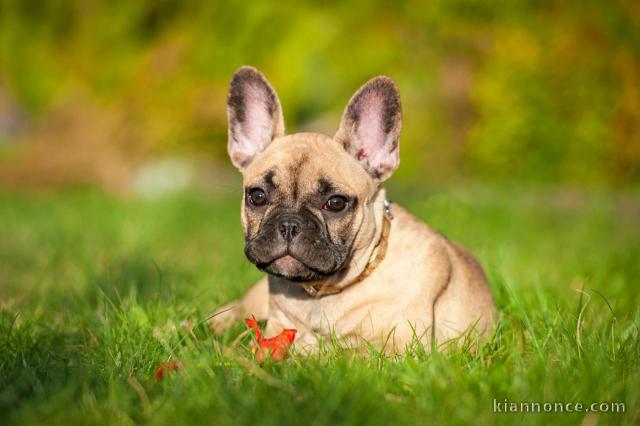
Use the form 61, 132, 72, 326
226, 66, 402, 282
241, 134, 374, 281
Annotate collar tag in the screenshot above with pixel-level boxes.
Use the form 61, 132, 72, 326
384, 198, 394, 219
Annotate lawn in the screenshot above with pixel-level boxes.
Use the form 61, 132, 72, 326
1, 184, 638, 425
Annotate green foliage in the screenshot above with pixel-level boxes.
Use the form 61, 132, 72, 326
1, 0, 639, 185
0, 187, 638, 425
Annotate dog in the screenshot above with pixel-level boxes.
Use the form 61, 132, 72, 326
210, 66, 497, 352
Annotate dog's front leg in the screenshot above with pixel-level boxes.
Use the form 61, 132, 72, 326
209, 276, 269, 334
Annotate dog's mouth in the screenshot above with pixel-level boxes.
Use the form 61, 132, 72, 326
254, 251, 336, 282
272, 255, 304, 271
244, 227, 350, 282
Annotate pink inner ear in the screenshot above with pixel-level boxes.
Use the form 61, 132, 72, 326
357, 94, 385, 150
231, 83, 276, 166
242, 83, 273, 146
357, 148, 367, 160
354, 93, 399, 176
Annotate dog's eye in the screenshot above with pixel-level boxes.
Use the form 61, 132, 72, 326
323, 195, 348, 212
247, 188, 267, 206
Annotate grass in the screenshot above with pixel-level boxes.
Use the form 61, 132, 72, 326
0, 184, 639, 425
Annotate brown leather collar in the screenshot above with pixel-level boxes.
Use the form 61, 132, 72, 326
300, 201, 393, 298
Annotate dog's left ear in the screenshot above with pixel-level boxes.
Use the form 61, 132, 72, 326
227, 66, 285, 169
334, 76, 402, 181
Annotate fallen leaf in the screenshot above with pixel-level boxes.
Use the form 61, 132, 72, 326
244, 316, 262, 342
244, 316, 297, 363
154, 362, 185, 381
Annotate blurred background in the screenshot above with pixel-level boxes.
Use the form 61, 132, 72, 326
0, 0, 639, 194
1, 5, 639, 422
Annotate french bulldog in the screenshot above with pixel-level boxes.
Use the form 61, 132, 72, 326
210, 66, 497, 352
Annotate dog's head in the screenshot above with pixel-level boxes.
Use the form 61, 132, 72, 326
226, 66, 401, 282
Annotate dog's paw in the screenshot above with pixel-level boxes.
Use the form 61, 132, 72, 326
207, 303, 239, 335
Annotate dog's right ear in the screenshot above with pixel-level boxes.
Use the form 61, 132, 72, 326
334, 76, 402, 181
227, 66, 285, 169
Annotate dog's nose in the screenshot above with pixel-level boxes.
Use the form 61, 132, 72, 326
278, 217, 302, 241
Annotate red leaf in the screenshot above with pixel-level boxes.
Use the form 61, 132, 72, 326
154, 362, 184, 381
244, 316, 262, 342
244, 317, 297, 363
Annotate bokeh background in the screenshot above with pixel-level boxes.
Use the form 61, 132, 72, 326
1, 0, 639, 193
2, 3, 640, 424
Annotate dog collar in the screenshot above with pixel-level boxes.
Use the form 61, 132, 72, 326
300, 200, 393, 297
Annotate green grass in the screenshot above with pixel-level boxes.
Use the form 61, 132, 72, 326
1, 185, 639, 425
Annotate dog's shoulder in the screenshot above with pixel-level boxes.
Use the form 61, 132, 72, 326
388, 203, 449, 247
389, 203, 487, 284
387, 203, 452, 268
